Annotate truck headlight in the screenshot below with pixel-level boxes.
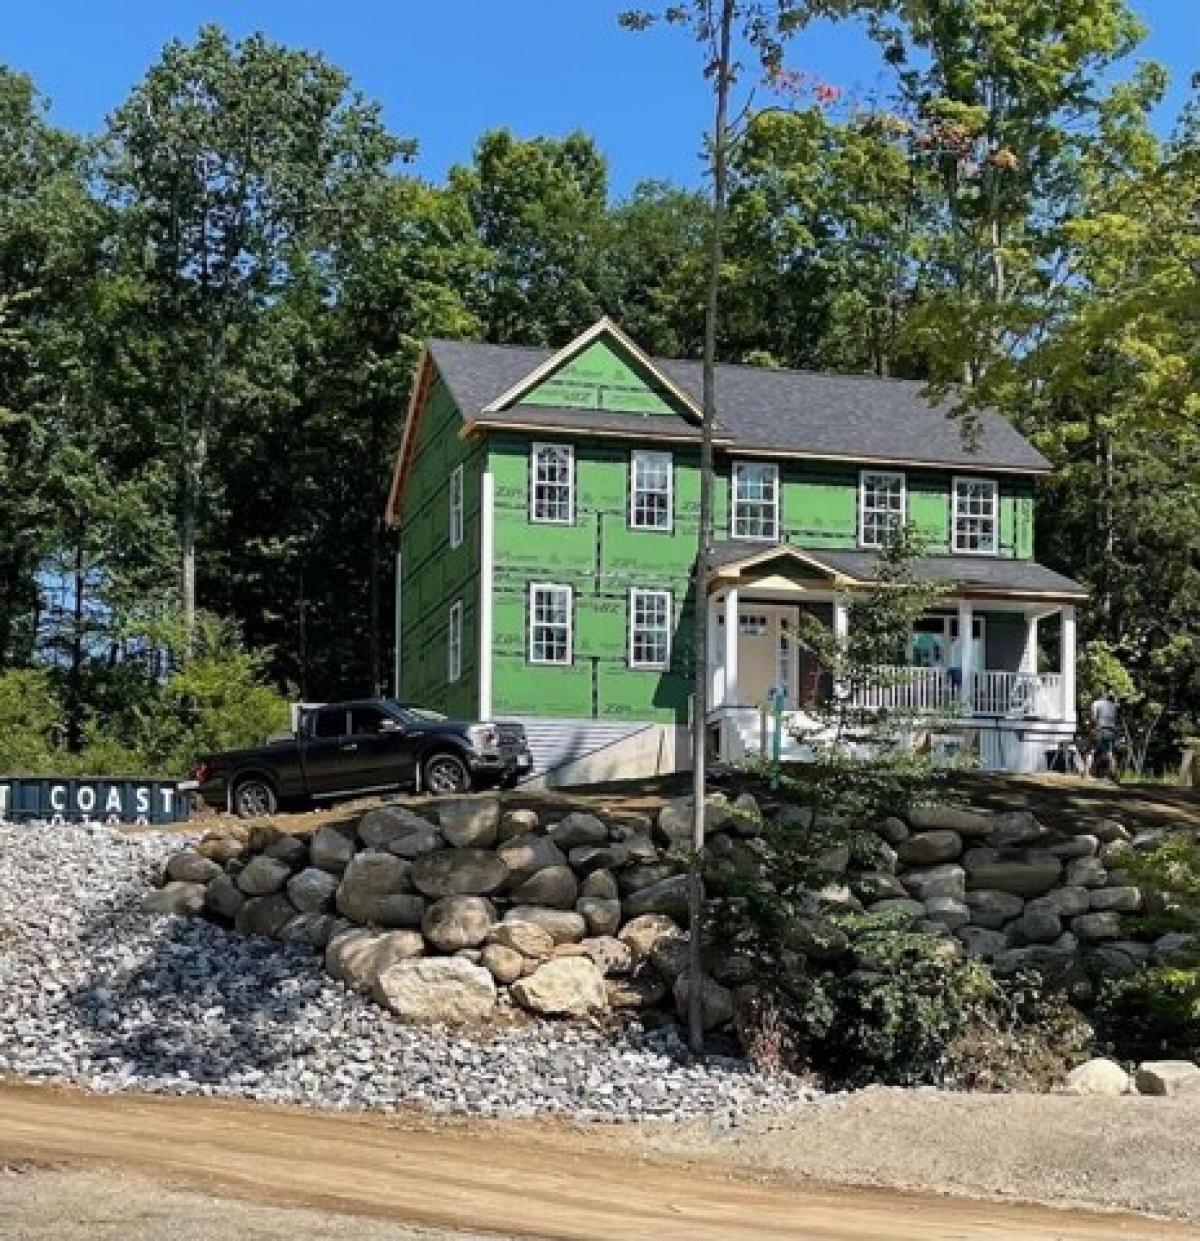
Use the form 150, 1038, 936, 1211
467, 725, 498, 751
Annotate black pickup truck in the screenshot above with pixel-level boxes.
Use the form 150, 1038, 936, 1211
187, 699, 532, 818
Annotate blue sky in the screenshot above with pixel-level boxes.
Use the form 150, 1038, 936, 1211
4, 1, 1196, 195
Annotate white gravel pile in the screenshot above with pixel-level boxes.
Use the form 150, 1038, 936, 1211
0, 822, 807, 1120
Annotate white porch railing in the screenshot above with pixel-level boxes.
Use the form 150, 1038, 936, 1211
850, 668, 1065, 719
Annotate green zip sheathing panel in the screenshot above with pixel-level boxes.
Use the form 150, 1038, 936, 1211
397, 377, 483, 718
519, 340, 681, 415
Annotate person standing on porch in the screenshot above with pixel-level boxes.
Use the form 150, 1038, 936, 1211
1088, 690, 1119, 777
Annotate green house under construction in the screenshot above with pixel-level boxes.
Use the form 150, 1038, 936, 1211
384, 319, 1086, 783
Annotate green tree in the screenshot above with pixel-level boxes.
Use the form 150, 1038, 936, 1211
100, 26, 408, 645
450, 129, 614, 345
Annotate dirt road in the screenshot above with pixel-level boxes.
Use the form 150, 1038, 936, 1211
0, 1085, 1194, 1241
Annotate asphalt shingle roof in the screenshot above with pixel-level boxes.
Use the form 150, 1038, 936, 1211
427, 338, 1050, 473
709, 540, 1086, 597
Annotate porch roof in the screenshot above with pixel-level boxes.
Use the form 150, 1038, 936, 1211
707, 540, 1087, 601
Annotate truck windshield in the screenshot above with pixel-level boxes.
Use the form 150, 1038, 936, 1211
390, 703, 448, 723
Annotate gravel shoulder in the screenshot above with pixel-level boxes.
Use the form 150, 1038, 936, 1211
624, 1086, 1200, 1223
2, 1084, 1196, 1241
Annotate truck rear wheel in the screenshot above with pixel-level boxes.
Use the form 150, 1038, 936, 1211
233, 776, 277, 819
423, 752, 471, 795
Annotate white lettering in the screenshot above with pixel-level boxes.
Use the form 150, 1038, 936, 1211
159, 788, 174, 816
135, 788, 150, 813
77, 786, 96, 812
105, 787, 123, 813
0, 784, 8, 813
50, 786, 66, 811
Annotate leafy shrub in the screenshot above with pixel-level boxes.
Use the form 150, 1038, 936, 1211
1094, 836, 1200, 1060
0, 669, 63, 772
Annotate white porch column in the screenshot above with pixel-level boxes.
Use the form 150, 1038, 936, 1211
723, 586, 740, 707
393, 549, 403, 697
957, 599, 975, 711
1020, 611, 1039, 675
833, 595, 850, 701
1061, 603, 1077, 724
478, 471, 495, 721
709, 592, 723, 707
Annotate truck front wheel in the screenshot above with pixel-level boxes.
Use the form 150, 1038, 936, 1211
233, 776, 278, 819
423, 752, 471, 795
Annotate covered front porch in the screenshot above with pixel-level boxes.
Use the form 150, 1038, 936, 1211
704, 542, 1084, 774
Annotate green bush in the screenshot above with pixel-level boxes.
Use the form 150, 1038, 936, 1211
1094, 837, 1200, 1060
0, 669, 63, 772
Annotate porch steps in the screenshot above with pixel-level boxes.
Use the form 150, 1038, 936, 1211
509, 718, 653, 782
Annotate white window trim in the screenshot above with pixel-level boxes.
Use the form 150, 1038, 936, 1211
629, 450, 674, 531
449, 464, 464, 549
528, 582, 573, 665
529, 442, 574, 525
629, 587, 672, 670
730, 460, 780, 541
447, 601, 462, 683
952, 475, 1000, 556
858, 468, 906, 549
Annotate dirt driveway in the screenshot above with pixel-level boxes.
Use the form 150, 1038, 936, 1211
0, 1084, 1195, 1241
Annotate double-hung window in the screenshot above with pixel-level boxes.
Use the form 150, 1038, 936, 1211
731, 461, 779, 540
529, 583, 572, 664
953, 477, 998, 554
630, 451, 672, 530
530, 443, 574, 524
629, 588, 671, 669
447, 601, 462, 682
859, 469, 906, 549
449, 464, 464, 549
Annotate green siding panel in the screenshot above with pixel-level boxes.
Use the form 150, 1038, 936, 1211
520, 340, 677, 415
397, 378, 482, 717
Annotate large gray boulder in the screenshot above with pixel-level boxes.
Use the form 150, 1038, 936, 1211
509, 865, 578, 909
1009, 908, 1062, 945
496, 834, 567, 883
1073, 911, 1123, 942
374, 957, 497, 1024
503, 906, 586, 944
235, 894, 295, 938
898, 831, 962, 865
923, 897, 970, 931
487, 920, 555, 959
498, 808, 539, 841
421, 896, 495, 952
618, 862, 679, 895
1066, 857, 1108, 889
965, 889, 1025, 929
1027, 887, 1090, 919
1064, 1058, 1129, 1097
1088, 886, 1143, 913
581, 869, 619, 901
204, 873, 245, 920
673, 971, 733, 1031
966, 858, 1061, 897
986, 810, 1048, 847
287, 867, 339, 914
144, 881, 207, 916
1134, 1061, 1200, 1097
658, 793, 730, 842
623, 875, 690, 919
337, 848, 412, 899
358, 805, 436, 849
577, 896, 621, 937
264, 835, 309, 867
437, 798, 500, 849
235, 855, 292, 897
310, 825, 356, 874
279, 912, 338, 948
908, 804, 994, 837
512, 958, 608, 1017
411, 848, 508, 897
1046, 835, 1100, 859
903, 864, 966, 902
548, 812, 609, 849
480, 943, 525, 984
957, 926, 1008, 959
580, 935, 632, 977
618, 913, 683, 959
165, 850, 223, 886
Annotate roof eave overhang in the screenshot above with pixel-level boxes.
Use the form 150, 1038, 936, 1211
461, 417, 735, 447
384, 346, 434, 529
726, 444, 1051, 476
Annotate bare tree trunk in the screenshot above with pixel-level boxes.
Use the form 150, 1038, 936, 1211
180, 419, 207, 650
68, 531, 85, 753
688, 0, 735, 1058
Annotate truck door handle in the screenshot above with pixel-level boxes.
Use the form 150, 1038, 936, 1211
340, 743, 358, 752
